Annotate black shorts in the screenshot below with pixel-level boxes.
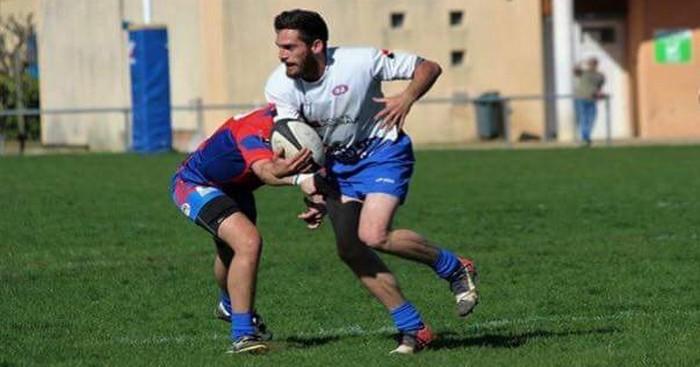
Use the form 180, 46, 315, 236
194, 189, 257, 237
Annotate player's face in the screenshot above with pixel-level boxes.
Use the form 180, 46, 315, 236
275, 29, 318, 79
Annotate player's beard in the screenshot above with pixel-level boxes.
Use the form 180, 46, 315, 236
296, 53, 322, 82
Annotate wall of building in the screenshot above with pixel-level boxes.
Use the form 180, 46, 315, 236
38, 1, 127, 149
0, 0, 37, 18
36, 0, 206, 150
629, 0, 700, 139
209, 0, 546, 144
29, 0, 545, 150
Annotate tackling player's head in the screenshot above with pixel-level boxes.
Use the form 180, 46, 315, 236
274, 9, 328, 80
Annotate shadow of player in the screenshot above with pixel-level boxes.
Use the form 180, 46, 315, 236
281, 326, 620, 350
431, 327, 620, 350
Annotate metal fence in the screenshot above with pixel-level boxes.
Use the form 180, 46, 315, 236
0, 94, 612, 154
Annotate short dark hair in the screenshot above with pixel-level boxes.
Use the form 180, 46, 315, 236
274, 9, 328, 47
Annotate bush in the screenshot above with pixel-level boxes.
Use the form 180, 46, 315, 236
0, 72, 40, 140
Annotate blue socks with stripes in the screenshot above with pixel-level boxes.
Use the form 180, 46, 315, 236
220, 292, 232, 314
390, 302, 424, 332
433, 248, 462, 281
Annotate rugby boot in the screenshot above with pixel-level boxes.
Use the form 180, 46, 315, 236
215, 301, 273, 341
449, 257, 480, 318
226, 335, 269, 354
389, 325, 435, 354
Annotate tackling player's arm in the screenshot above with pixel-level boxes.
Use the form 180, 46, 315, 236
250, 148, 313, 186
374, 58, 442, 130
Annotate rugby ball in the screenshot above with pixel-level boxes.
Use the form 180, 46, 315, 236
271, 119, 325, 166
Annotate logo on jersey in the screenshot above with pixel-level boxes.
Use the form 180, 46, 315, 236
381, 49, 395, 59
180, 203, 191, 217
195, 186, 218, 197
332, 84, 349, 96
375, 177, 396, 184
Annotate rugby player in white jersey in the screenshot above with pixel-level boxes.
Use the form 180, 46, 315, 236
265, 9, 480, 354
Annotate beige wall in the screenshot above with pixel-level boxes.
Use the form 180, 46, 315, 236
15, 0, 700, 148
205, 0, 545, 143
34, 0, 206, 150
30, 0, 544, 150
0, 0, 37, 18
37, 0, 127, 148
629, 0, 700, 139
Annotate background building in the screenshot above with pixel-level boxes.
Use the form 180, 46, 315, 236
1, 0, 699, 151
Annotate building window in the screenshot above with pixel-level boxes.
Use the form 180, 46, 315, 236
582, 27, 616, 44
451, 50, 465, 66
390, 12, 405, 29
449, 10, 463, 26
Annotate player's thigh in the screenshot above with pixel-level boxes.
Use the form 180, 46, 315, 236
326, 197, 368, 260
217, 212, 261, 256
214, 190, 258, 259
358, 193, 400, 244
171, 177, 259, 254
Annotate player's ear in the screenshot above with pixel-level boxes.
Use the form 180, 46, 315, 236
310, 39, 324, 55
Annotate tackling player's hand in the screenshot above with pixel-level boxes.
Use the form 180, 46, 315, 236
373, 93, 414, 131
270, 148, 313, 177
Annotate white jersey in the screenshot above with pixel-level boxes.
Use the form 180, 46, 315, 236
264, 47, 418, 162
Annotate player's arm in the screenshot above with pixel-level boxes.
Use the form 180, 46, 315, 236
595, 75, 606, 99
373, 56, 442, 130
250, 149, 313, 186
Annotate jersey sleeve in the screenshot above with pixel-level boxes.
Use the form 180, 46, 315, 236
370, 47, 419, 81
237, 128, 274, 167
264, 66, 302, 122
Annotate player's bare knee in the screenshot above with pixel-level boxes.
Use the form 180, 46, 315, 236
218, 229, 262, 258
358, 228, 389, 250
235, 236, 262, 257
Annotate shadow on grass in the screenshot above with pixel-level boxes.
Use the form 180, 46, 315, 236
282, 326, 620, 350
432, 327, 620, 349
283, 335, 342, 349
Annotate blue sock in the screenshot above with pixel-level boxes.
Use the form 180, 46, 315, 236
220, 292, 232, 314
390, 302, 424, 332
231, 312, 256, 340
433, 249, 462, 280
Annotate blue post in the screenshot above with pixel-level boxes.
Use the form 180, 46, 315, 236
128, 26, 172, 153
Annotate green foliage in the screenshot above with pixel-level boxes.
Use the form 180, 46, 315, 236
1, 147, 699, 366
0, 72, 40, 140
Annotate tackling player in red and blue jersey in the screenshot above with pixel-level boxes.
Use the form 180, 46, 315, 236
170, 105, 316, 354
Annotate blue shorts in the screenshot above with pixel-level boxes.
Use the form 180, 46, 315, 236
329, 133, 414, 203
171, 175, 225, 221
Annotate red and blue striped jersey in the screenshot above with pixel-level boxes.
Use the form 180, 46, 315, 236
177, 106, 275, 191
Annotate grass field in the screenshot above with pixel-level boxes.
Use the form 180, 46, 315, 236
1, 146, 699, 366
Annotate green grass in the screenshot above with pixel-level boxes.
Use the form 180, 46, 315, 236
1, 146, 699, 366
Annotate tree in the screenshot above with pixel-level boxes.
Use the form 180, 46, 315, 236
0, 14, 39, 148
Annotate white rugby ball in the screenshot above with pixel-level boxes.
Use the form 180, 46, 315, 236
271, 119, 325, 166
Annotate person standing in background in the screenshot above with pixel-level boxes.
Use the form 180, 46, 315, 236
574, 57, 605, 147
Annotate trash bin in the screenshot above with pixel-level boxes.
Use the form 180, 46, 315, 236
474, 92, 505, 139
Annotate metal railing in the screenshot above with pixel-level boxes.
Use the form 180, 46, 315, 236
0, 94, 612, 153
0, 100, 258, 153
413, 93, 612, 147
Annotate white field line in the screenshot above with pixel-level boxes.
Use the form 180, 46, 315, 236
110, 309, 699, 346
